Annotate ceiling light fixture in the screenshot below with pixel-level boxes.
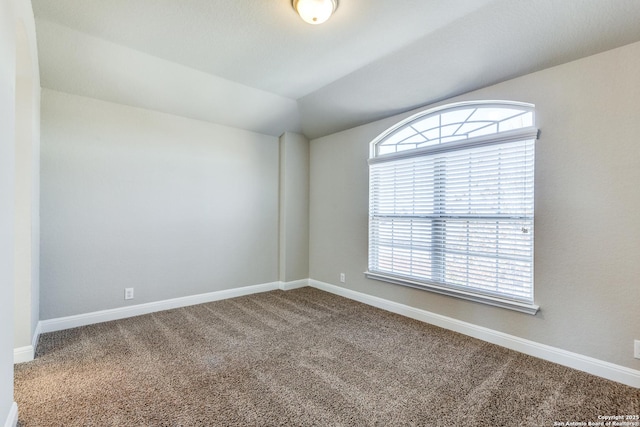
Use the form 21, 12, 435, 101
292, 0, 338, 25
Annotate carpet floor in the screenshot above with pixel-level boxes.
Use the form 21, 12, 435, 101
14, 287, 640, 426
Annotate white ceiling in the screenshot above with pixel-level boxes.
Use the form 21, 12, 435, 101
32, 0, 640, 139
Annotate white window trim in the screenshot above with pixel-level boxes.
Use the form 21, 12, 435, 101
367, 100, 539, 315
365, 271, 540, 315
369, 100, 537, 158
369, 127, 540, 165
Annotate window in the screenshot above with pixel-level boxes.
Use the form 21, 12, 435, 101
367, 101, 539, 314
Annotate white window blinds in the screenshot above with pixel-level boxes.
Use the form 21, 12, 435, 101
367, 102, 539, 313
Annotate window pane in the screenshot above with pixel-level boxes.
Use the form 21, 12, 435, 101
440, 108, 475, 126
376, 103, 534, 154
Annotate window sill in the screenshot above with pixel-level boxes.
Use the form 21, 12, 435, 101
364, 271, 540, 315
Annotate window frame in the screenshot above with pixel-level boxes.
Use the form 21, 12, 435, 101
366, 100, 540, 315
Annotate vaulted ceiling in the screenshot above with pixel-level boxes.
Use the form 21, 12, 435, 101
32, 0, 640, 139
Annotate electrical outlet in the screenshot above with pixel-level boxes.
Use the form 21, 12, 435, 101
634, 340, 640, 359
124, 288, 134, 300
340, 273, 346, 283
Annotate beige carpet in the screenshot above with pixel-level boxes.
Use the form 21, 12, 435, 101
14, 287, 639, 426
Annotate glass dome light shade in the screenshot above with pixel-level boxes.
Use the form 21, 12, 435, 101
293, 0, 338, 25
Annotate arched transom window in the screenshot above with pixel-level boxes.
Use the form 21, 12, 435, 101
367, 101, 539, 314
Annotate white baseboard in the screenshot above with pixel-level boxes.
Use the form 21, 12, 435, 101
13, 318, 42, 364
308, 279, 640, 389
13, 346, 34, 364
3, 402, 17, 427
279, 279, 309, 291
39, 281, 281, 334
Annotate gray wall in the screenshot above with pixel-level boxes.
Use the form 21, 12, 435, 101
310, 40, 640, 370
0, 0, 17, 419
13, 16, 40, 351
278, 132, 310, 282
41, 89, 279, 319
2, 0, 40, 421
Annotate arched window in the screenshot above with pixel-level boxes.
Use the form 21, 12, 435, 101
367, 101, 539, 314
